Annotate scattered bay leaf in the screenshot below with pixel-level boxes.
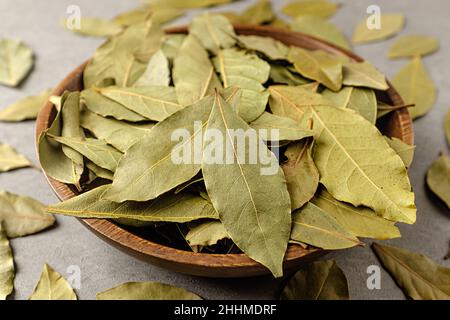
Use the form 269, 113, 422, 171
426, 153, 450, 209
97, 282, 202, 300
392, 56, 437, 119
281, 260, 349, 300
65, 17, 123, 37
113, 6, 152, 26
239, 0, 274, 25
388, 35, 439, 59
352, 14, 405, 44
372, 243, 450, 300
282, 0, 339, 19
0, 39, 34, 87
29, 264, 77, 300
0, 89, 52, 122
0, 143, 32, 172
0, 224, 14, 300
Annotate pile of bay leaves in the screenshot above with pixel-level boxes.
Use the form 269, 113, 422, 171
39, 12, 417, 277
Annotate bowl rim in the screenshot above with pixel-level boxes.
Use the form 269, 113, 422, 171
35, 24, 413, 277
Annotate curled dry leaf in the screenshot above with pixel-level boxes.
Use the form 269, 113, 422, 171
0, 143, 32, 172
281, 260, 349, 300
392, 56, 437, 120
352, 14, 405, 44
97, 282, 202, 300
0, 39, 34, 87
0, 89, 52, 122
426, 153, 450, 209
372, 243, 450, 300
29, 264, 77, 300
0, 224, 14, 300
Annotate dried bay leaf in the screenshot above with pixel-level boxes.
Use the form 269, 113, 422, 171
238, 0, 274, 25
291, 15, 351, 50
281, 260, 349, 300
149, 0, 231, 9
268, 85, 330, 122
134, 50, 170, 87
66, 17, 123, 37
342, 61, 388, 90
113, 6, 152, 26
0, 224, 14, 300
81, 110, 150, 152
48, 185, 218, 223
85, 161, 113, 181
392, 56, 437, 119
237, 35, 288, 61
352, 14, 405, 44
288, 47, 343, 91
202, 94, 291, 277
186, 221, 229, 247
97, 281, 202, 300
29, 264, 77, 300
446, 109, 450, 147
282, 0, 339, 19
427, 153, 450, 209
282, 138, 319, 210
0, 191, 55, 238
385, 137, 415, 168
48, 135, 122, 172
322, 86, 377, 123
213, 48, 270, 122
299, 106, 416, 224
0, 39, 34, 87
98, 86, 182, 121
388, 35, 439, 59
103, 96, 214, 202
0, 89, 52, 122
291, 202, 362, 250
189, 12, 236, 53
0, 143, 32, 172
173, 35, 222, 106
311, 189, 401, 240
81, 88, 146, 122
162, 34, 185, 60
270, 65, 309, 85
250, 112, 314, 142
372, 243, 450, 300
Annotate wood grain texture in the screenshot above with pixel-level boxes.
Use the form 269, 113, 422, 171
35, 25, 413, 278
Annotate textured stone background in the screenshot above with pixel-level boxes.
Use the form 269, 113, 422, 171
0, 0, 448, 300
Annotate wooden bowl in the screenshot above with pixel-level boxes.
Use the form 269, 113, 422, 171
35, 25, 413, 278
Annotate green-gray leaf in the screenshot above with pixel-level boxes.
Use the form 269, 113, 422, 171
385, 137, 415, 168
0, 224, 14, 300
0, 143, 32, 172
65, 17, 123, 37
237, 35, 288, 61
250, 112, 313, 141
134, 50, 170, 87
426, 153, 450, 209
186, 221, 229, 247
388, 35, 439, 59
29, 264, 77, 300
0, 89, 52, 122
352, 14, 405, 44
342, 61, 388, 90
0, 39, 34, 87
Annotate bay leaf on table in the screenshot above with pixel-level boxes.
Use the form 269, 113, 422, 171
134, 50, 170, 87
98, 86, 182, 121
150, 0, 231, 9
281, 0, 339, 19
65, 17, 123, 37
322, 86, 377, 123
113, 6, 152, 26
426, 153, 450, 209
81, 88, 146, 122
48, 185, 218, 222
202, 93, 291, 278
237, 35, 288, 61
97, 282, 202, 300
0, 143, 32, 172
446, 108, 450, 146
311, 189, 401, 240
173, 35, 223, 106
148, 4, 185, 25
352, 14, 405, 44
161, 34, 186, 60
298, 105, 416, 224
0, 39, 34, 87
388, 35, 439, 59
48, 135, 122, 172
270, 65, 309, 85
103, 95, 214, 203
0, 89, 52, 122
249, 112, 314, 142
291, 15, 350, 50
280, 260, 349, 300
213, 48, 270, 122
0, 224, 14, 300
238, 0, 274, 25
288, 47, 343, 91
268, 85, 330, 122
29, 264, 77, 300
342, 61, 388, 90
392, 56, 437, 120
282, 138, 319, 210
186, 221, 229, 247
189, 12, 236, 53
372, 243, 450, 300
385, 137, 415, 168
0, 191, 55, 238
291, 202, 362, 250
83, 19, 163, 88
80, 110, 150, 152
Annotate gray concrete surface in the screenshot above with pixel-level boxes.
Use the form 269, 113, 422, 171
0, 0, 449, 300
